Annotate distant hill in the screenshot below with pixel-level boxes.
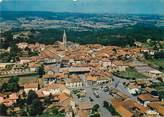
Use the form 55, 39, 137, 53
0, 11, 163, 47
0, 11, 162, 20
0, 11, 98, 20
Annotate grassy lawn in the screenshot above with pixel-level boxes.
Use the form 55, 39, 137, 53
145, 58, 164, 72
114, 68, 147, 79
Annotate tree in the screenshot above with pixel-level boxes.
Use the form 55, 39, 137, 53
143, 52, 151, 60
22, 91, 27, 98
44, 94, 53, 105
159, 66, 164, 71
103, 101, 109, 108
0, 52, 11, 62
158, 91, 164, 100
154, 51, 164, 59
1, 31, 13, 49
103, 101, 119, 116
17, 95, 26, 107
151, 90, 158, 96
8, 76, 19, 84
10, 43, 21, 62
29, 99, 43, 116
1, 76, 19, 92
19, 109, 28, 116
38, 65, 45, 78
27, 90, 38, 105
52, 107, 59, 115
92, 104, 99, 113
108, 104, 119, 116
0, 104, 7, 116
7, 107, 16, 116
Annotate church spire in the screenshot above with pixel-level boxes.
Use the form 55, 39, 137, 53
63, 30, 67, 48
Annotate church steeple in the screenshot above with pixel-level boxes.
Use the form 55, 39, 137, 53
63, 30, 67, 48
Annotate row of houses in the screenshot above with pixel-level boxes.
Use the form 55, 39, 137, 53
0, 62, 39, 77
121, 79, 164, 117
0, 82, 93, 117
111, 89, 163, 117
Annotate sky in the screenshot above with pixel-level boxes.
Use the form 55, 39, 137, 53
0, 0, 164, 14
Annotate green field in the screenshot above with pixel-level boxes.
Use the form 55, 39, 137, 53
145, 58, 164, 72
114, 68, 147, 79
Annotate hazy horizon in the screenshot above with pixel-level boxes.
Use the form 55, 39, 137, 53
0, 0, 164, 15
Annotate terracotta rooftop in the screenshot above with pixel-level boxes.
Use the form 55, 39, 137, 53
147, 102, 164, 116
85, 75, 97, 81
43, 73, 66, 79
23, 83, 38, 89
45, 83, 65, 90
128, 83, 140, 89
112, 98, 148, 116
137, 94, 159, 102
123, 98, 148, 113
79, 101, 92, 110
116, 105, 133, 117
58, 93, 70, 102
112, 60, 124, 66
78, 110, 90, 117
28, 63, 38, 67
68, 75, 80, 79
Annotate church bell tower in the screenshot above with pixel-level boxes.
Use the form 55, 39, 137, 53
63, 30, 67, 48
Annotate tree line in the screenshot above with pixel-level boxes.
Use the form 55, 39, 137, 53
0, 24, 164, 48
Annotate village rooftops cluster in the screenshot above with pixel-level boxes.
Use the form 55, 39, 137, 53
0, 31, 163, 117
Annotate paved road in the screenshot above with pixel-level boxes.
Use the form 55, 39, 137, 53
72, 75, 137, 117
80, 75, 113, 117
85, 85, 112, 117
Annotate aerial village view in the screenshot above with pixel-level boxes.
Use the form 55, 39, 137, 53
0, 0, 164, 117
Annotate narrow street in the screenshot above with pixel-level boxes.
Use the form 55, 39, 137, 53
80, 75, 113, 117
